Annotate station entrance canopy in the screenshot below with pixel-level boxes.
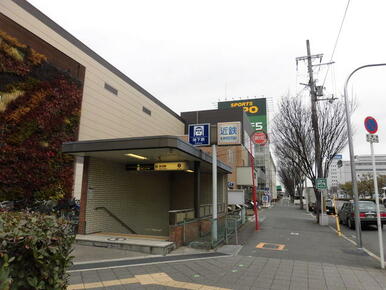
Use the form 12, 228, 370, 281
62, 136, 231, 242
62, 135, 232, 174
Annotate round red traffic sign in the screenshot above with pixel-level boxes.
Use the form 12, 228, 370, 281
364, 116, 378, 134
252, 131, 267, 145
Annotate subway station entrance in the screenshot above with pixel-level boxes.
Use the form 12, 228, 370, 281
62, 136, 231, 248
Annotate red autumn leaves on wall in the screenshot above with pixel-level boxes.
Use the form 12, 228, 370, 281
0, 30, 83, 200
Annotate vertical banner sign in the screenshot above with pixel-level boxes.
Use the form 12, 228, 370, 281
218, 98, 267, 133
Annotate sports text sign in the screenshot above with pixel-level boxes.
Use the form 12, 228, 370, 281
218, 98, 267, 133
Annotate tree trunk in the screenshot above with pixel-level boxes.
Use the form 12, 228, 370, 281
314, 188, 321, 223
300, 195, 304, 210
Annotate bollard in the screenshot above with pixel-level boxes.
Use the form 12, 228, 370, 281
333, 197, 342, 236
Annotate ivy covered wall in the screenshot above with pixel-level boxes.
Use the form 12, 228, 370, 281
0, 29, 84, 201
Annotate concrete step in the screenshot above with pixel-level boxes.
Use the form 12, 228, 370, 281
75, 234, 175, 256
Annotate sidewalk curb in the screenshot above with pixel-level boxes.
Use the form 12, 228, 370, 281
69, 252, 230, 272
328, 225, 382, 264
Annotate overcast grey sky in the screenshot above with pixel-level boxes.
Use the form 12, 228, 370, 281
28, 0, 386, 158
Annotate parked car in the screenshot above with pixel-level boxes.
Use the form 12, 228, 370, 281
325, 199, 335, 215
338, 201, 386, 229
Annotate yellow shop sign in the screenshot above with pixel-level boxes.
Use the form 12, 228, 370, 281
154, 162, 188, 171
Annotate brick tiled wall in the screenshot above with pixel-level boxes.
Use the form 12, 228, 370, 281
85, 158, 171, 236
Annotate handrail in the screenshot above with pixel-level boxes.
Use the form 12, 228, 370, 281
95, 207, 137, 234
168, 208, 194, 213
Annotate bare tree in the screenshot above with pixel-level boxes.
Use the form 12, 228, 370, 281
277, 161, 296, 200
272, 96, 349, 220
277, 158, 305, 208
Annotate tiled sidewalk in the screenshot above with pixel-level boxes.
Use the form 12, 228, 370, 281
68, 255, 386, 289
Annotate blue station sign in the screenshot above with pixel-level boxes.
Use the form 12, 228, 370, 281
188, 123, 210, 146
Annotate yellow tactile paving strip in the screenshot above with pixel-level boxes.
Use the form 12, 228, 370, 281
256, 242, 285, 251
67, 272, 230, 289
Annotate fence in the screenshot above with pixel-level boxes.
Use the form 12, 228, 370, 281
169, 209, 244, 249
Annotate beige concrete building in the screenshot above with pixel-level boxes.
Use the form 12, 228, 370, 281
1, 0, 230, 247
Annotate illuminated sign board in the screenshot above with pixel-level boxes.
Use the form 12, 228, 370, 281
217, 122, 241, 145
218, 98, 267, 133
154, 162, 189, 171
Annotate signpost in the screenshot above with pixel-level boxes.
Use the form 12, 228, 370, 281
212, 143, 217, 243
316, 178, 328, 225
249, 134, 259, 230
365, 116, 384, 269
188, 123, 218, 243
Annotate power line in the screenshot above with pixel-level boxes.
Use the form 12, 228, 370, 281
322, 0, 352, 87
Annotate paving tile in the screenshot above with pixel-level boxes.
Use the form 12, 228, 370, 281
69, 273, 83, 285
271, 279, 291, 286
81, 271, 101, 283
270, 284, 290, 290
69, 204, 386, 290
290, 285, 307, 290
275, 276, 292, 281
106, 285, 127, 290
235, 286, 252, 290
255, 279, 273, 288
290, 282, 308, 288
109, 269, 132, 281
326, 287, 346, 290
273, 278, 291, 284
325, 278, 344, 284
97, 269, 118, 281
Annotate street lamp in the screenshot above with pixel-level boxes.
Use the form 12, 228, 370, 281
343, 63, 386, 248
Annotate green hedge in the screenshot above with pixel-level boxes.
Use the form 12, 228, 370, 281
0, 212, 75, 289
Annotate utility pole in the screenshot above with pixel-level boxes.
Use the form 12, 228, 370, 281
296, 40, 338, 223
306, 40, 324, 222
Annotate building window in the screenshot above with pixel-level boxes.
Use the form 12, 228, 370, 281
142, 106, 151, 116
104, 82, 118, 95
227, 149, 234, 163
